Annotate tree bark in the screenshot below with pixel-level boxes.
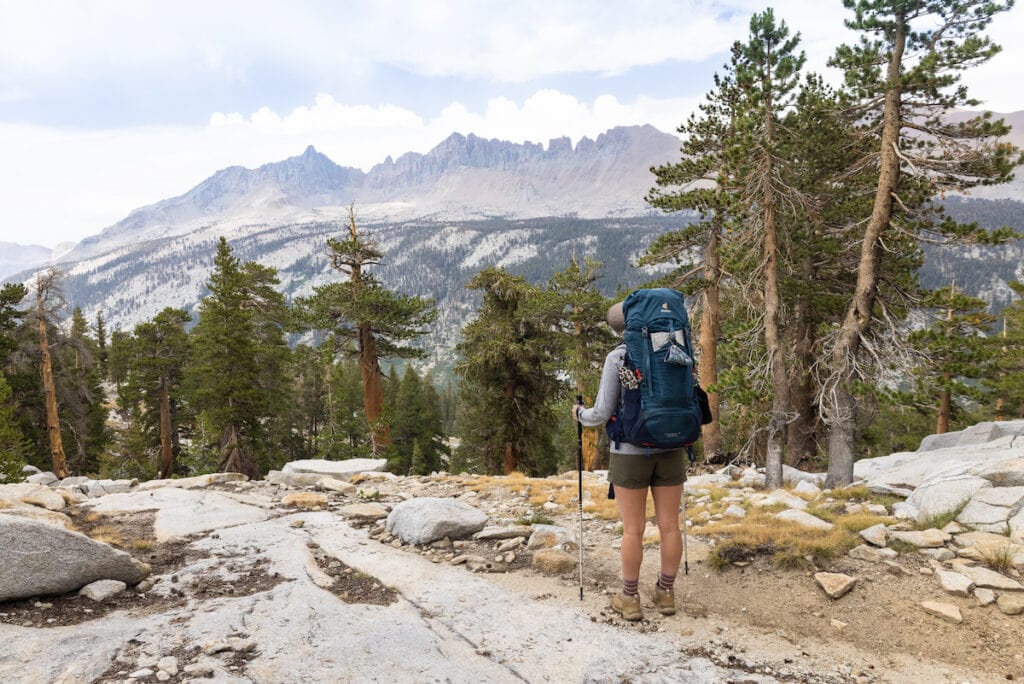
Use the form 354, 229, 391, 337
762, 90, 788, 489
826, 18, 906, 488
787, 253, 818, 466
158, 375, 173, 478
699, 223, 723, 460
359, 322, 392, 455
36, 285, 68, 478
219, 423, 258, 478
937, 377, 951, 434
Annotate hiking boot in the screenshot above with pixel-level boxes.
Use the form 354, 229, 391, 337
611, 591, 643, 621
651, 585, 676, 616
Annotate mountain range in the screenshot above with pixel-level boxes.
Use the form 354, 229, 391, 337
4, 117, 1024, 369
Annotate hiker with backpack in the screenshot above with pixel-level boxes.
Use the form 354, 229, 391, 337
572, 289, 706, 621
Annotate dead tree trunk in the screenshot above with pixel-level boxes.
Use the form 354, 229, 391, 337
36, 278, 68, 478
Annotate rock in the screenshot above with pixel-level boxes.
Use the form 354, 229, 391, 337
782, 465, 825, 485
282, 492, 328, 509
531, 548, 578, 575
957, 498, 1014, 533
138, 473, 248, 490
386, 497, 488, 545
950, 561, 1024, 591
848, 544, 897, 563
202, 639, 231, 655
954, 530, 1022, 548
526, 524, 576, 550
972, 457, 1024, 487
497, 537, 525, 552
724, 504, 746, 518
156, 657, 178, 676
475, 525, 534, 541
975, 587, 996, 606
755, 489, 808, 510
0, 483, 65, 511
888, 529, 951, 548
0, 517, 149, 601
935, 570, 974, 597
79, 579, 127, 602
972, 486, 1024, 507
775, 509, 834, 531
282, 458, 387, 479
25, 472, 58, 486
21, 464, 41, 475
541, 501, 560, 512
996, 593, 1024, 615
900, 476, 991, 523
919, 548, 956, 562
337, 503, 389, 520
830, 618, 847, 630
451, 554, 487, 566
814, 572, 857, 599
859, 523, 888, 547
83, 488, 269, 543
793, 480, 821, 498
316, 477, 357, 495
882, 560, 910, 575
921, 601, 963, 623
128, 668, 154, 679
0, 506, 75, 530
866, 504, 889, 516
267, 470, 325, 488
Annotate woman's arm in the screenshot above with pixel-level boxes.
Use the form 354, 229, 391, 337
576, 347, 623, 427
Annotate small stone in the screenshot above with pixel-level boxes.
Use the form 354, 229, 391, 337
155, 671, 170, 682
848, 544, 891, 563
541, 501, 560, 512
724, 504, 746, 518
503, 551, 516, 563
921, 601, 962, 623
496, 537, 525, 552
920, 567, 934, 576
936, 570, 974, 598
889, 529, 951, 548
202, 639, 231, 655
997, 593, 1024, 615
79, 579, 127, 602
281, 492, 328, 509
975, 588, 997, 606
157, 656, 178, 675
532, 548, 578, 575
830, 619, 847, 630
918, 548, 956, 562
128, 668, 154, 679
227, 637, 256, 652
814, 572, 857, 599
290, 519, 305, 528
858, 524, 888, 547
183, 663, 216, 676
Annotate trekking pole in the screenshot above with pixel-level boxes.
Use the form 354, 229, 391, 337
576, 394, 585, 601
682, 457, 689, 576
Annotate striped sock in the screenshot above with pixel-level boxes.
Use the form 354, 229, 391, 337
657, 572, 676, 591
622, 578, 639, 596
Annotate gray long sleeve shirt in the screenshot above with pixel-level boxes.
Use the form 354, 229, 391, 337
577, 344, 671, 456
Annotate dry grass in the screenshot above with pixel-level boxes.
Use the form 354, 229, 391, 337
698, 508, 861, 570
977, 543, 1019, 572
826, 485, 873, 502
131, 539, 155, 551
835, 513, 895, 533
88, 525, 123, 546
462, 472, 629, 521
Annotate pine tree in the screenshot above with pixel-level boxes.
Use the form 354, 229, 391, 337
186, 238, 290, 477
824, 0, 1021, 486
730, 8, 806, 487
986, 281, 1024, 419
95, 310, 109, 380
909, 284, 994, 434
317, 354, 371, 459
32, 269, 68, 477
57, 306, 109, 474
120, 308, 191, 478
645, 62, 742, 462
303, 206, 436, 455
0, 374, 28, 483
547, 255, 615, 470
455, 268, 564, 475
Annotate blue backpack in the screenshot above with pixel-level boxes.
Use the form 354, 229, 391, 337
606, 288, 708, 450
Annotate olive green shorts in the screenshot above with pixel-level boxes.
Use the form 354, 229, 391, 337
609, 449, 687, 489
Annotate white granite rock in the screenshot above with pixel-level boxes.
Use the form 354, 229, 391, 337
724, 504, 747, 518
859, 523, 888, 547
936, 570, 974, 597
386, 497, 488, 545
888, 529, 951, 548
282, 458, 387, 479
793, 480, 822, 497
775, 509, 833, 530
0, 517, 149, 601
975, 587, 996, 606
527, 524, 577, 550
996, 593, 1024, 615
950, 561, 1024, 591
79, 579, 128, 602
814, 572, 857, 599
921, 601, 963, 623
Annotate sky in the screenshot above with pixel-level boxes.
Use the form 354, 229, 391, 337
1, 1, 1023, 248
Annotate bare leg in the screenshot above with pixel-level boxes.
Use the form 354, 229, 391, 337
651, 484, 683, 577
614, 485, 649, 583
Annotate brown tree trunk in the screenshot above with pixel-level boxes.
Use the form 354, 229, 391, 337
158, 375, 173, 478
36, 285, 68, 478
503, 383, 518, 474
826, 19, 906, 488
699, 224, 723, 460
787, 254, 818, 467
937, 379, 951, 434
219, 424, 258, 478
359, 322, 392, 455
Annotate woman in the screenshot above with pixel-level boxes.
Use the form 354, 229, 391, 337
572, 301, 686, 621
